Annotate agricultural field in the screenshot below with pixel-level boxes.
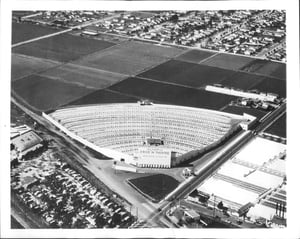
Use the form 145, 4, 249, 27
12, 22, 59, 44
201, 53, 255, 71
221, 105, 268, 120
67, 89, 139, 106
218, 71, 266, 91
249, 77, 286, 98
13, 33, 115, 63
74, 41, 184, 75
175, 49, 215, 64
127, 174, 179, 202
109, 77, 237, 110
264, 113, 286, 138
39, 63, 127, 89
240, 59, 286, 80
12, 11, 35, 18
11, 54, 60, 81
12, 75, 94, 111
138, 60, 234, 88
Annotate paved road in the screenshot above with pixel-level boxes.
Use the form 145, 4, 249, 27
11, 192, 48, 228
12, 12, 123, 48
11, 97, 162, 227
93, 30, 284, 63
147, 101, 286, 227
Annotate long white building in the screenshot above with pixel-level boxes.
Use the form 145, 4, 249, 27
43, 103, 249, 167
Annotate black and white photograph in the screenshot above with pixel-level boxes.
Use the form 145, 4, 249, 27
1, 0, 299, 238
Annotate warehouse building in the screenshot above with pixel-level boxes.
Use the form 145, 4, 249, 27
11, 125, 44, 161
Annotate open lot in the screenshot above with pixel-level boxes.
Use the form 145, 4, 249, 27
128, 174, 179, 202
13, 33, 115, 63
12, 75, 94, 111
240, 59, 286, 80
264, 113, 286, 138
67, 89, 139, 106
138, 60, 234, 88
175, 49, 215, 64
11, 54, 60, 81
201, 53, 254, 71
219, 71, 266, 90
221, 105, 268, 120
109, 77, 236, 110
74, 41, 183, 75
12, 22, 59, 44
250, 77, 286, 98
39, 63, 127, 89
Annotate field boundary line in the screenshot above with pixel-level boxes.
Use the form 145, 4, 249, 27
198, 52, 220, 64
135, 75, 200, 90
104, 89, 165, 104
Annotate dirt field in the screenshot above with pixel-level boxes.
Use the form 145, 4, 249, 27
39, 63, 127, 89
109, 77, 237, 110
175, 49, 216, 63
264, 113, 286, 138
12, 75, 94, 111
138, 60, 234, 88
250, 77, 286, 98
240, 59, 286, 80
13, 33, 115, 62
74, 41, 183, 75
67, 89, 139, 106
12, 22, 59, 44
11, 54, 60, 81
221, 105, 268, 120
128, 174, 179, 202
201, 53, 255, 71
219, 71, 266, 90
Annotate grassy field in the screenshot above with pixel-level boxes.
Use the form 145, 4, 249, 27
11, 54, 60, 81
201, 53, 254, 71
12, 22, 59, 44
250, 77, 286, 98
221, 105, 268, 120
67, 89, 139, 106
264, 113, 286, 138
12, 75, 94, 111
13, 33, 115, 62
219, 71, 266, 90
127, 174, 179, 202
240, 59, 286, 80
175, 49, 215, 63
138, 60, 234, 88
75, 41, 183, 75
109, 77, 236, 110
39, 63, 127, 89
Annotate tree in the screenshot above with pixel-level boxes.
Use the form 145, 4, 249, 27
217, 201, 224, 210
170, 14, 179, 23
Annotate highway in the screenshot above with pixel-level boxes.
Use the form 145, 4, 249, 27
146, 101, 286, 227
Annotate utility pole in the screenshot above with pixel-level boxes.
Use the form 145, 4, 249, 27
212, 194, 216, 217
